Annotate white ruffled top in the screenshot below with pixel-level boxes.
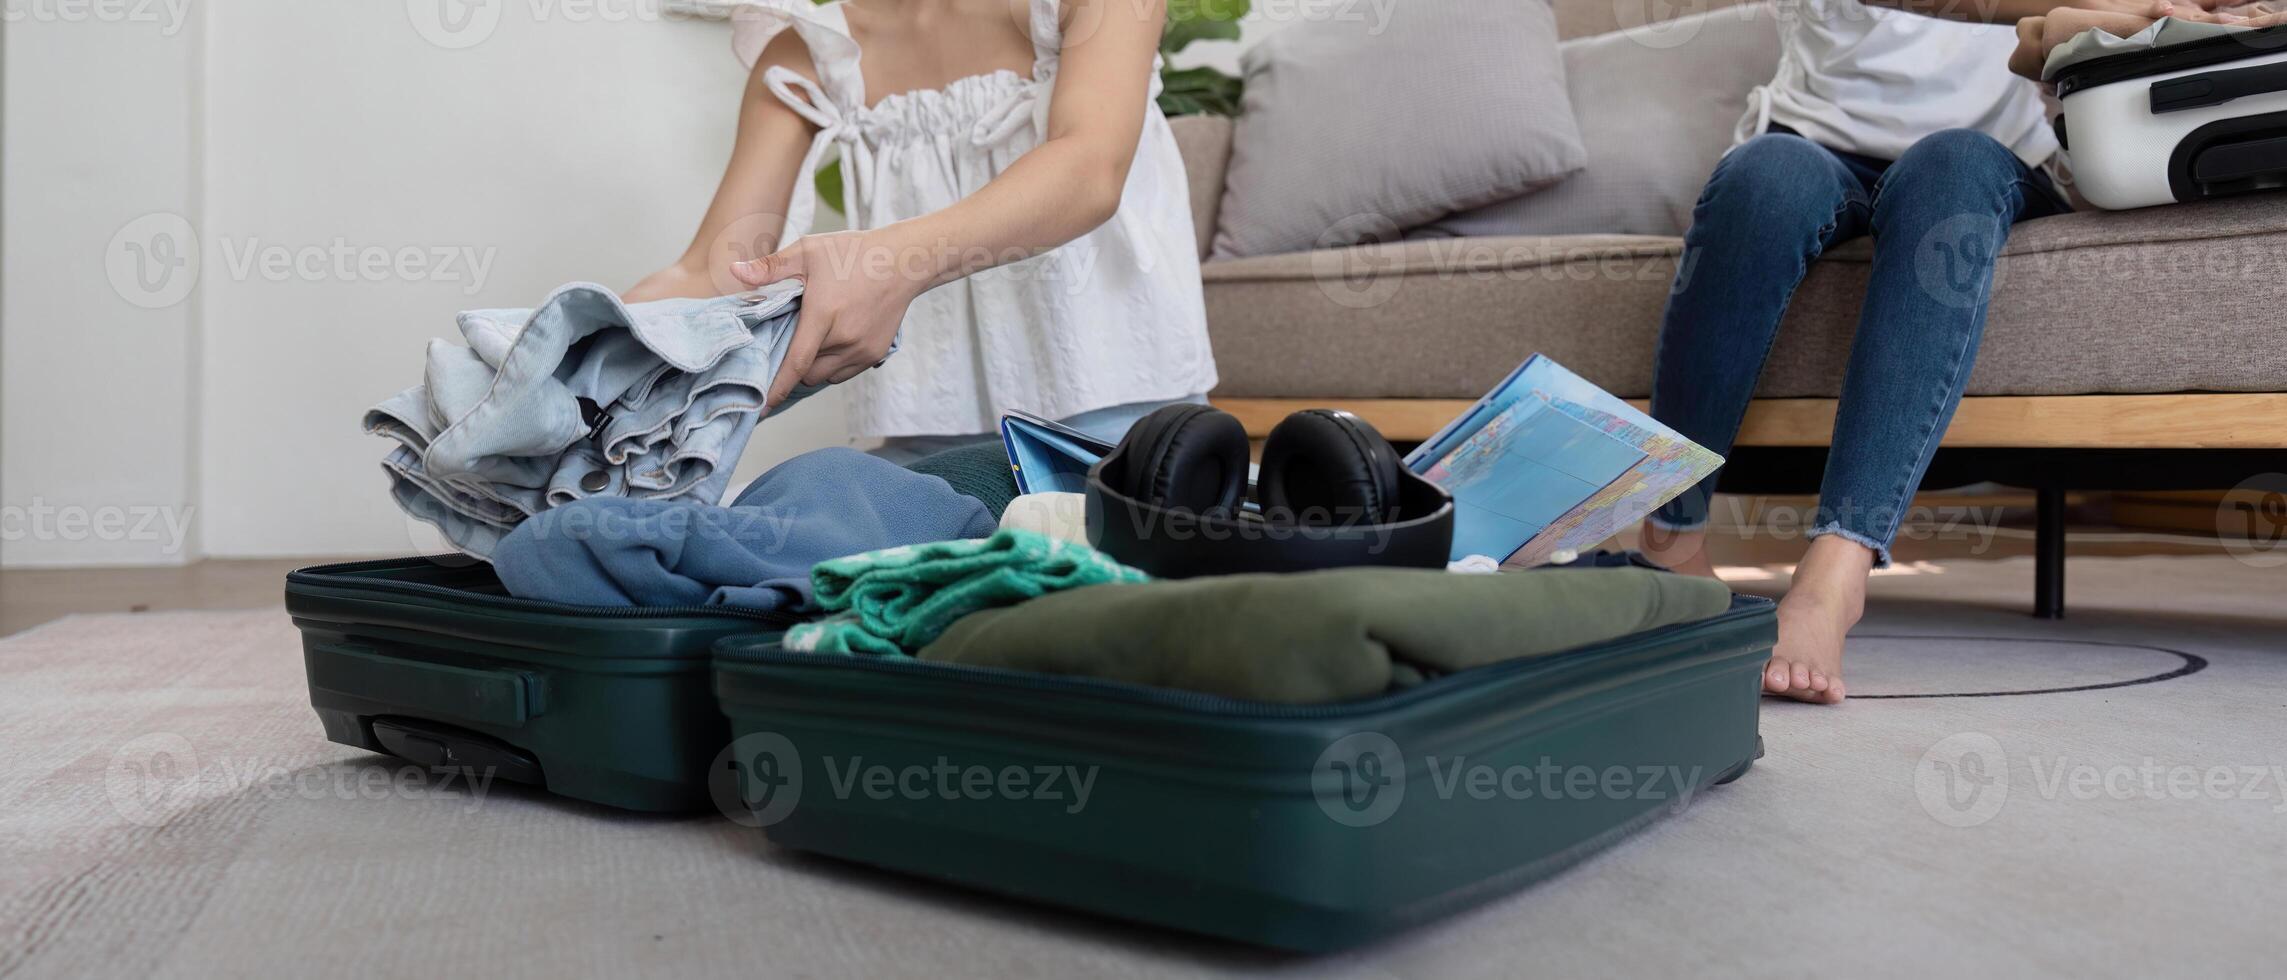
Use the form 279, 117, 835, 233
728, 0, 1218, 438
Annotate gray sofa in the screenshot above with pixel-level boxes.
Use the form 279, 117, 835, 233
1168, 0, 2287, 614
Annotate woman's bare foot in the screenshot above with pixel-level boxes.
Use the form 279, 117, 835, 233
1765, 535, 1872, 704
1638, 521, 1720, 579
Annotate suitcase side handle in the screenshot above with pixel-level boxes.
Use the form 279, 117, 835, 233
305, 641, 545, 729
2150, 59, 2287, 114
2165, 109, 2287, 201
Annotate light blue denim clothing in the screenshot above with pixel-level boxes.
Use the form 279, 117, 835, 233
366, 281, 820, 557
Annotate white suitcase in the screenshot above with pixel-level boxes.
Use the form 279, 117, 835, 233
2056, 25, 2287, 210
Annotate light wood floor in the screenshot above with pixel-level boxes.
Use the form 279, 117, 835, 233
0, 496, 2246, 637
0, 558, 311, 637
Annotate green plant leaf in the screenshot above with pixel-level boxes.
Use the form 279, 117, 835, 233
1156, 64, 1244, 117
1161, 0, 1247, 54
815, 158, 844, 217
1160, 16, 1241, 54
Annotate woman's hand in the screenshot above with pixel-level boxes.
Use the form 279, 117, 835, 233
2066, 0, 2189, 14
2009, 0, 2287, 79
2011, 6, 2171, 77
2172, 0, 2287, 20
733, 227, 933, 406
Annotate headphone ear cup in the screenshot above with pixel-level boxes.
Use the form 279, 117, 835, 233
1257, 409, 1403, 526
1113, 404, 1251, 514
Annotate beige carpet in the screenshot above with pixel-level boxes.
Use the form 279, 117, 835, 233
4, 556, 2283, 978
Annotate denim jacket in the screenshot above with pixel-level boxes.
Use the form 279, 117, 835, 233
365, 281, 815, 557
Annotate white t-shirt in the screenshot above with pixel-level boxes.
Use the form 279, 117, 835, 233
1737, 0, 2058, 168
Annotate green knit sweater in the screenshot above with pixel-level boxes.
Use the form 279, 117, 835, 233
900, 439, 1020, 519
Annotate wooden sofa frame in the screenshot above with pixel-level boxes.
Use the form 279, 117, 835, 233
1214, 393, 2287, 618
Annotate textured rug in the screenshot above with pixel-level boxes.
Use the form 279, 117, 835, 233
3, 556, 2282, 977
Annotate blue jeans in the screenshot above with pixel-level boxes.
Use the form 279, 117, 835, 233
1648, 128, 2068, 566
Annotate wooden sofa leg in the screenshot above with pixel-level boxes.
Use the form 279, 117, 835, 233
2034, 487, 2067, 620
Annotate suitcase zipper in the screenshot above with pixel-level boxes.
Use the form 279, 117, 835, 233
718, 598, 1774, 720
287, 559, 803, 626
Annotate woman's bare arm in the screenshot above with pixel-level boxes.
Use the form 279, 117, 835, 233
732, 0, 1169, 404
884, 0, 1163, 289
625, 31, 819, 301
2006, 3, 2285, 78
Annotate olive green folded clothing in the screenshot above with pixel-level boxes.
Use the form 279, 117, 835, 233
917, 566, 1734, 703
782, 529, 1150, 656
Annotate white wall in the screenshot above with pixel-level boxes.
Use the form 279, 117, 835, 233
192, 1, 848, 559
3, 1, 850, 565
2, 7, 205, 566
2, 0, 1280, 566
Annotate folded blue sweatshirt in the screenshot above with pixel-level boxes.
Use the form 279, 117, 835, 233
490, 446, 998, 610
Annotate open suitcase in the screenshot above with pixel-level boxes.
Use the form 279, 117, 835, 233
712, 595, 1775, 952
2056, 23, 2287, 209
284, 557, 798, 812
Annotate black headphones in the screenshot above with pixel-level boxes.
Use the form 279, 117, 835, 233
1085, 404, 1455, 578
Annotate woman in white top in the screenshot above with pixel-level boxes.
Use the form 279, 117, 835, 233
1635, 0, 2197, 704
628, 0, 1218, 457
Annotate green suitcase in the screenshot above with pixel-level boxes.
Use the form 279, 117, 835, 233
285, 557, 796, 812
712, 595, 1774, 951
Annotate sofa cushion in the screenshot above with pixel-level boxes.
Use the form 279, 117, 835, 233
1204, 194, 2287, 399
1208, 0, 1583, 260
1550, 0, 1763, 41
1412, 3, 1780, 240
1167, 115, 1233, 262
